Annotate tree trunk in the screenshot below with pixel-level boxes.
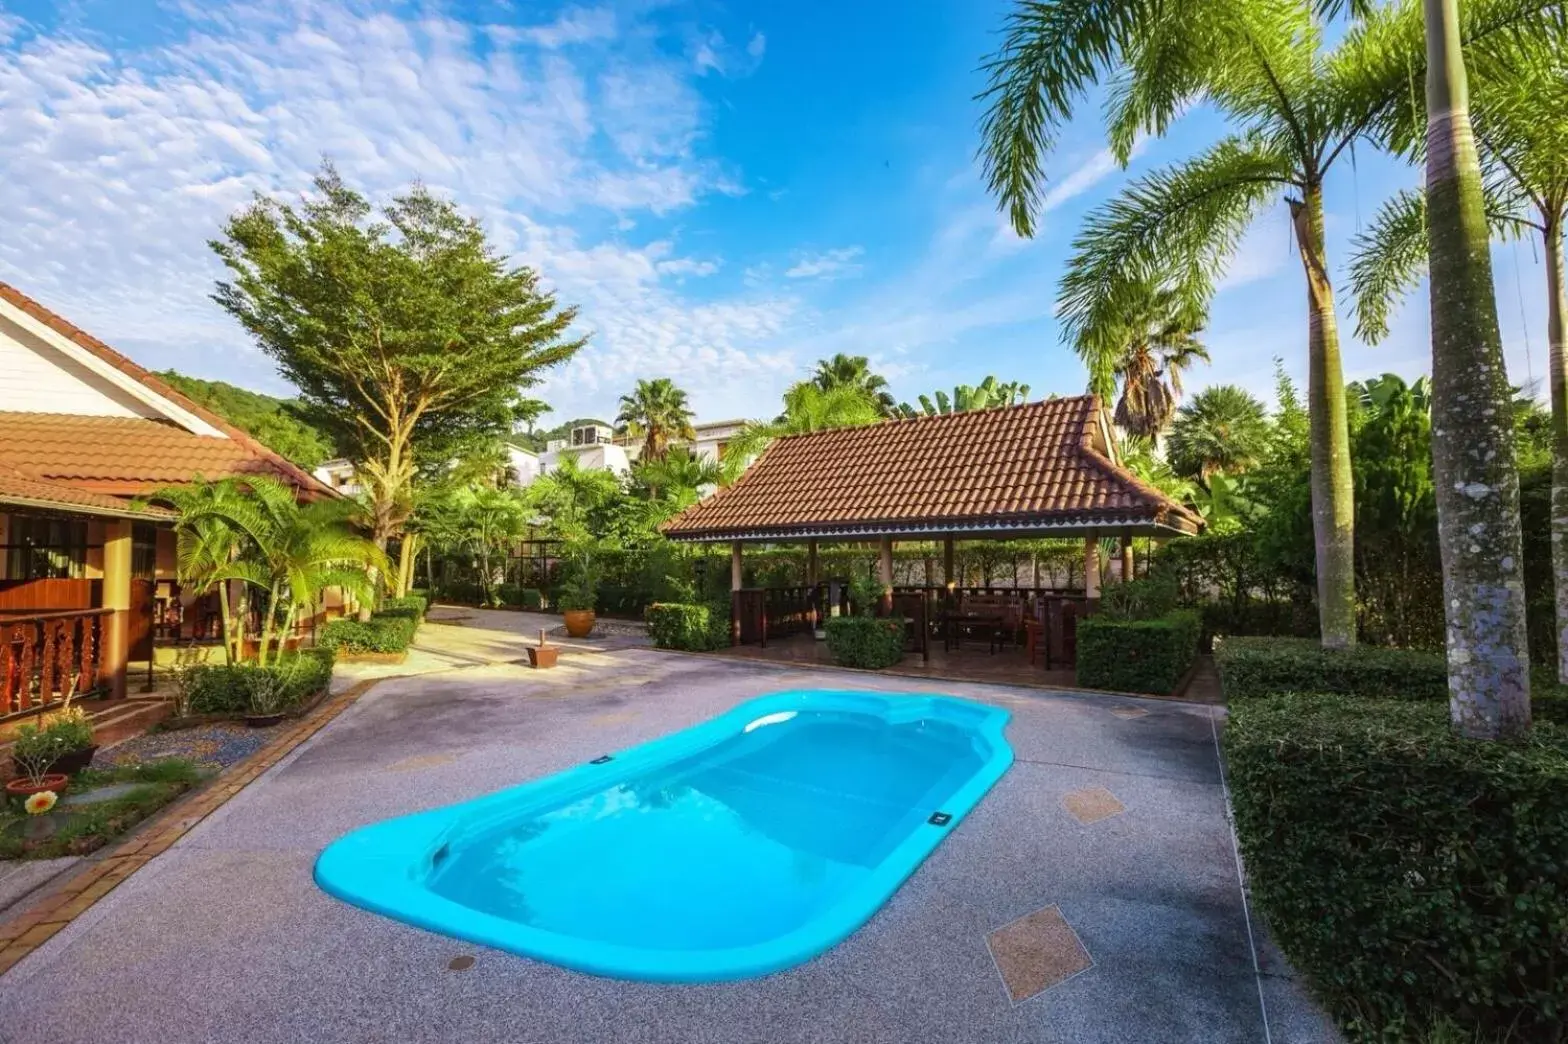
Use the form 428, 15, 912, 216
1545, 216, 1568, 682
1290, 183, 1357, 650
1424, 0, 1531, 740
217, 582, 235, 665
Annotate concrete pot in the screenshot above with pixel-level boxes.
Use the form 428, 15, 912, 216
562, 610, 596, 638
527, 645, 559, 669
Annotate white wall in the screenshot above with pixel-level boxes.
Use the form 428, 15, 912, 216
0, 314, 160, 417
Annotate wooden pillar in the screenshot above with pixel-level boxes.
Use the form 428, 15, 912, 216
1121, 533, 1135, 583
942, 535, 955, 585
102, 519, 133, 699
807, 539, 819, 587
731, 541, 744, 591
878, 535, 894, 615
730, 541, 743, 646
1084, 535, 1101, 602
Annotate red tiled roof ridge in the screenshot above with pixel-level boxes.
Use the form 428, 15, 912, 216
0, 280, 335, 497
764, 396, 1087, 444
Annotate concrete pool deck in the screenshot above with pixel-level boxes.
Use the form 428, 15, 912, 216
0, 646, 1341, 1043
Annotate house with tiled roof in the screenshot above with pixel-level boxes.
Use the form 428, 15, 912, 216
0, 281, 337, 712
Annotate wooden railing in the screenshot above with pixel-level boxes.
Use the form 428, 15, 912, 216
0, 608, 111, 719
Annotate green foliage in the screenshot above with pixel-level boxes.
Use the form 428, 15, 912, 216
847, 574, 887, 618
497, 585, 544, 610
824, 616, 906, 670
1097, 573, 1178, 622
377, 594, 428, 621
0, 762, 200, 860
616, 378, 697, 461
728, 381, 884, 465
182, 650, 335, 714
318, 615, 417, 655
1215, 637, 1449, 702
1166, 385, 1270, 484
156, 370, 336, 469
1225, 694, 1568, 1041
555, 548, 601, 612
894, 376, 1031, 418
1075, 610, 1200, 695
211, 162, 584, 542
813, 354, 899, 417
645, 602, 731, 652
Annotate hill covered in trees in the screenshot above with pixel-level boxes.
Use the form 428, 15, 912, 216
156, 370, 337, 469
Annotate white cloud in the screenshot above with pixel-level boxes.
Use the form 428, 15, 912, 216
0, 1, 794, 418
1216, 202, 1291, 293
747, 32, 766, 59
785, 246, 864, 280
1037, 139, 1148, 215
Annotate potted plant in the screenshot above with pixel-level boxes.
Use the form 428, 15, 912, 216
41, 706, 97, 775
527, 629, 559, 668
557, 547, 600, 639
5, 724, 71, 798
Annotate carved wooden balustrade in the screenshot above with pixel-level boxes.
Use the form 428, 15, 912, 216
0, 608, 111, 719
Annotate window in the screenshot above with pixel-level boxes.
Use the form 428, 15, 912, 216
4, 518, 88, 580
132, 523, 158, 579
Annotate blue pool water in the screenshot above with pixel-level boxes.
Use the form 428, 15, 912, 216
315, 690, 1012, 982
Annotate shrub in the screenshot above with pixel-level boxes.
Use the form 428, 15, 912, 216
824, 616, 905, 669
41, 707, 95, 751
1225, 694, 1568, 1041
318, 615, 416, 654
1075, 609, 1201, 695
377, 594, 427, 621
1097, 573, 1178, 622
645, 602, 730, 651
498, 585, 544, 610
183, 650, 334, 715
1215, 636, 1447, 702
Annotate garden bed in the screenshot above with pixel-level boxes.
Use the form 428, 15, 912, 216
1, 759, 203, 860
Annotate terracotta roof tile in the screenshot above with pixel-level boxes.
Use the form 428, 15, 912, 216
0, 413, 296, 495
0, 280, 334, 498
0, 462, 172, 520
662, 397, 1200, 541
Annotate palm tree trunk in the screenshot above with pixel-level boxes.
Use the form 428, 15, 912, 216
1546, 216, 1568, 682
1424, 0, 1531, 739
217, 582, 235, 665
257, 582, 281, 669
1289, 183, 1357, 650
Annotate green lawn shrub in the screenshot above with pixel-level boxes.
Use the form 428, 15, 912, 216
1225, 694, 1568, 1041
496, 585, 544, 610
1215, 636, 1448, 702
183, 649, 335, 715
377, 594, 428, 621
824, 616, 905, 669
318, 615, 417, 655
645, 602, 730, 651
1075, 609, 1201, 695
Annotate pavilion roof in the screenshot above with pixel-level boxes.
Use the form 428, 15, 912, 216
661, 396, 1201, 543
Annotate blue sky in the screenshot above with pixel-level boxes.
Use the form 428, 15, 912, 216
0, 0, 1550, 428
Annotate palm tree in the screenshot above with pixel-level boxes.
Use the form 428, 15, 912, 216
148, 477, 254, 663
1167, 385, 1271, 485
727, 382, 884, 465
1351, 24, 1563, 695
1090, 285, 1210, 440
615, 378, 696, 462
812, 354, 898, 417
896, 376, 1031, 417
633, 447, 723, 507
159, 477, 386, 666
978, 0, 1469, 650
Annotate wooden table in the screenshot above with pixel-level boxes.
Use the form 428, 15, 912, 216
943, 612, 1008, 654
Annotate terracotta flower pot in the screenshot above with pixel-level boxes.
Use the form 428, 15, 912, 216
562, 610, 596, 638
6, 773, 69, 798
527, 645, 559, 669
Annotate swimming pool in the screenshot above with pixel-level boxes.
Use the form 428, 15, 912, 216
314, 689, 1012, 982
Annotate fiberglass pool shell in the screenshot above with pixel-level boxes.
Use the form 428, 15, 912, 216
314, 689, 1014, 983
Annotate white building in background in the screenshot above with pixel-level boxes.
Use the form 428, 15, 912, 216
313, 458, 361, 496
505, 418, 747, 488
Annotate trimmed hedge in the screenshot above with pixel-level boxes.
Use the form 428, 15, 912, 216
824, 616, 905, 669
1075, 609, 1201, 695
645, 602, 730, 651
1215, 636, 1448, 702
377, 594, 428, 621
1226, 694, 1568, 1041
318, 614, 417, 654
184, 649, 335, 715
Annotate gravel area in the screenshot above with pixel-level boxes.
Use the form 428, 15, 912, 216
94, 722, 282, 772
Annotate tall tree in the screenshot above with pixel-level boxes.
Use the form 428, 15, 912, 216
1167, 385, 1271, 485
978, 0, 1462, 649
812, 354, 898, 417
1093, 284, 1210, 440
210, 163, 585, 575
728, 381, 884, 464
1420, 0, 1534, 737
615, 378, 697, 463
1351, 22, 1566, 685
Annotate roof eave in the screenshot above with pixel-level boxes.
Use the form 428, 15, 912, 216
663, 511, 1197, 544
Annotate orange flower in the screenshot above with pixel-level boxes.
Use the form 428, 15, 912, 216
24, 790, 57, 815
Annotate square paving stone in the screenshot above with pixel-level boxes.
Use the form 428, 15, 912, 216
987, 904, 1095, 1003
1063, 786, 1126, 825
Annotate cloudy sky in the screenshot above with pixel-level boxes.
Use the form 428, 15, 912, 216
0, 0, 1551, 428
